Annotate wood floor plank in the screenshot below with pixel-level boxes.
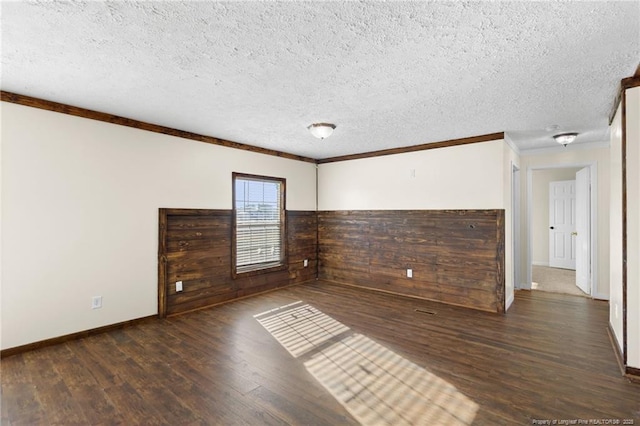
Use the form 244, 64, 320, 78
22, 350, 88, 425
2, 281, 639, 425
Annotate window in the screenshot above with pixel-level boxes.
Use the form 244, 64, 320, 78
232, 173, 286, 277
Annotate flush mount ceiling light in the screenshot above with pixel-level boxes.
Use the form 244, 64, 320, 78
308, 123, 336, 139
553, 132, 578, 147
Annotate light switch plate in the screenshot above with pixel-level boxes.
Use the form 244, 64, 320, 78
176, 281, 183, 292
92, 296, 102, 309
407, 269, 413, 278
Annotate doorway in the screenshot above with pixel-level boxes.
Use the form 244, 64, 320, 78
509, 163, 521, 310
525, 163, 598, 297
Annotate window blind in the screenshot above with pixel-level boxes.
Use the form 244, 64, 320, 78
234, 177, 283, 271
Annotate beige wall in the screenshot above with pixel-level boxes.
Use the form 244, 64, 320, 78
520, 145, 610, 299
625, 86, 640, 368
1, 102, 317, 350
318, 140, 506, 210
12, 97, 622, 355
610, 103, 624, 353
0, 109, 521, 348
318, 139, 518, 310
531, 168, 582, 265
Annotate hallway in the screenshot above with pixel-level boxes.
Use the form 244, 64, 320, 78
532, 265, 589, 297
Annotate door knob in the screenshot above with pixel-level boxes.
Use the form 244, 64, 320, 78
550, 226, 554, 230
571, 232, 578, 236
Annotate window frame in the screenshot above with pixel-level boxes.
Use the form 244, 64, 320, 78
231, 172, 287, 279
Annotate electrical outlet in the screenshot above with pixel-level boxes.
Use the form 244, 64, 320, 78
407, 269, 413, 278
304, 259, 309, 268
176, 281, 183, 292
92, 296, 102, 310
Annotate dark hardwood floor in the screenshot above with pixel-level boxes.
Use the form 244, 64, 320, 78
2, 281, 639, 425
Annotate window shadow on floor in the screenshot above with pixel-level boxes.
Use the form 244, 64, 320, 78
255, 301, 479, 425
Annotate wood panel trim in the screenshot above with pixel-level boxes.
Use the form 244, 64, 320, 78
0, 91, 316, 164
621, 89, 628, 365
609, 70, 637, 368
622, 75, 640, 90
609, 68, 640, 125
621, 79, 638, 374
159, 208, 230, 216
165, 281, 312, 318
609, 90, 623, 125
495, 210, 506, 314
315, 165, 320, 278
322, 280, 499, 313
317, 132, 505, 164
318, 208, 502, 216
158, 208, 168, 318
158, 208, 231, 318
161, 208, 316, 316
318, 209, 504, 313
0, 315, 156, 359
1, 91, 509, 165
625, 367, 640, 383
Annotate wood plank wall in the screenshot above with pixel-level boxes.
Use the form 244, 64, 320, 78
159, 209, 317, 316
317, 210, 505, 313
160, 208, 504, 316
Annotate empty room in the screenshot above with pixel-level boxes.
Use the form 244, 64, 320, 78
2, 1, 639, 425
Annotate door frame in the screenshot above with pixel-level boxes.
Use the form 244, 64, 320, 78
575, 167, 591, 294
511, 163, 521, 301
548, 179, 577, 270
525, 162, 599, 296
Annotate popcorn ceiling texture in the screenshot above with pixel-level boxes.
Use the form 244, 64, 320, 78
1, 1, 638, 158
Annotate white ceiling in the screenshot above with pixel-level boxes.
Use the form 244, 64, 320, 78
2, 1, 639, 159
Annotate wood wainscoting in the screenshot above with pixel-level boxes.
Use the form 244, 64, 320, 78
160, 208, 504, 316
318, 210, 505, 313
158, 209, 317, 317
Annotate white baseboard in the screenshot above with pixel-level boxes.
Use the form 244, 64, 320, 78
593, 293, 609, 301
532, 261, 549, 267
506, 293, 515, 311
516, 282, 532, 290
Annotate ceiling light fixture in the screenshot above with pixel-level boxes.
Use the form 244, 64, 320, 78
308, 123, 336, 139
553, 132, 578, 147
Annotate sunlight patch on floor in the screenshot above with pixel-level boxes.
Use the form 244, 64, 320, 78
255, 302, 478, 425
255, 301, 349, 357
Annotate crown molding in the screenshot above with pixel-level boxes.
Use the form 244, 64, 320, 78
0, 91, 317, 164
317, 132, 505, 164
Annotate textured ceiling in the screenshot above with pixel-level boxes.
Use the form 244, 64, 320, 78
2, 1, 639, 159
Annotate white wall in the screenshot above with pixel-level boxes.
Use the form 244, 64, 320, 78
520, 146, 610, 299
610, 103, 624, 353
319, 139, 518, 310
625, 86, 640, 369
319, 140, 506, 210
1, 102, 317, 350
531, 168, 581, 266
503, 141, 521, 310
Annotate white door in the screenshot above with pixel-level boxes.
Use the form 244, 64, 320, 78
549, 180, 576, 270
575, 167, 591, 294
